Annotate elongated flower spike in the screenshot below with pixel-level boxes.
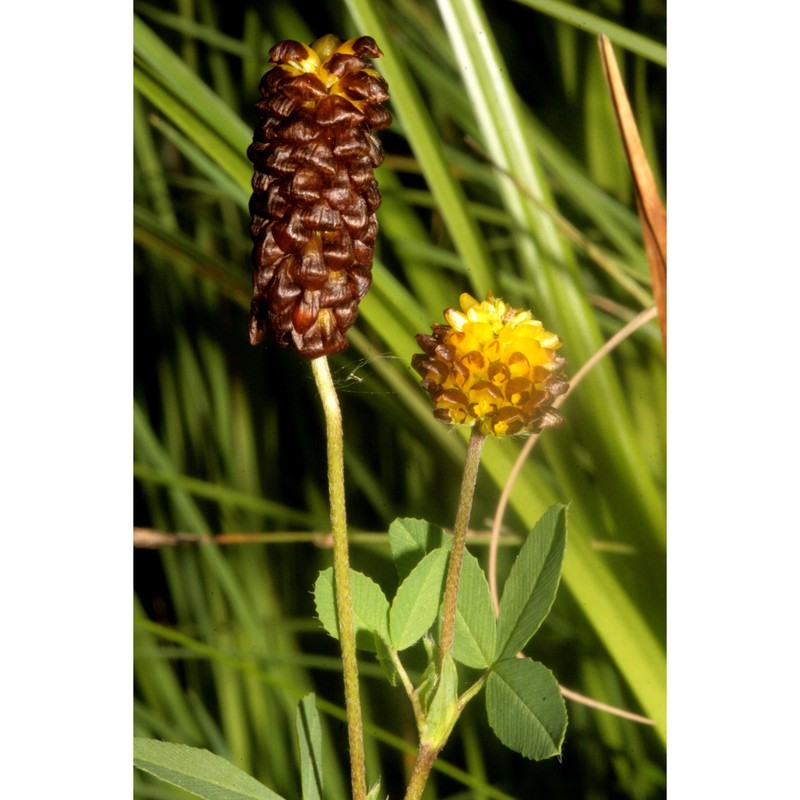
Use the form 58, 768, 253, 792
247, 35, 391, 359
412, 293, 569, 437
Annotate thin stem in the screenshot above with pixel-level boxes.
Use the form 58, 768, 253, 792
403, 744, 439, 800
390, 648, 424, 725
439, 427, 486, 669
310, 355, 366, 800
457, 671, 488, 712
401, 671, 488, 800
559, 684, 654, 725
403, 428, 485, 800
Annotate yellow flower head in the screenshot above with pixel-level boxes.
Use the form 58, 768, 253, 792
412, 293, 568, 437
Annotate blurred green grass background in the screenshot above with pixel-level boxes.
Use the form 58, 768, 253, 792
134, 1, 666, 797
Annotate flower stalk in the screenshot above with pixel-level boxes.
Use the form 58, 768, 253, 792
245, 32, 391, 800
401, 429, 485, 800
310, 355, 366, 800
401, 291, 568, 800
438, 427, 486, 667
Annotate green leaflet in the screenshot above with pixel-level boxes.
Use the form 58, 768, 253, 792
389, 547, 450, 651
485, 659, 567, 760
448, 549, 496, 669
313, 568, 390, 652
388, 517, 450, 581
495, 505, 567, 661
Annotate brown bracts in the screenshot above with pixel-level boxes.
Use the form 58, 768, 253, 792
247, 35, 391, 359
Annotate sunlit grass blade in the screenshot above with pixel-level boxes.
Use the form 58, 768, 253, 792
436, 0, 572, 289
296, 695, 324, 800
134, 738, 288, 800
133, 462, 316, 526
136, 2, 247, 56
510, 0, 667, 66
134, 205, 249, 306
134, 64, 251, 192
134, 15, 251, 152
345, 0, 497, 298
146, 114, 249, 209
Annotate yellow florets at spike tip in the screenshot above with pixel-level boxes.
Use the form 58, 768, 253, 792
411, 293, 569, 437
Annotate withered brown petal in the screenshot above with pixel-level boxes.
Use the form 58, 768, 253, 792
320, 230, 355, 270
263, 92, 299, 119
282, 73, 327, 101
269, 40, 310, 64
360, 218, 379, 246
267, 262, 301, 313
289, 169, 324, 202
347, 266, 372, 298
320, 274, 353, 307
294, 141, 336, 174
253, 231, 282, 287
264, 146, 298, 174
363, 132, 384, 167
363, 104, 392, 130
292, 291, 321, 335
271, 211, 309, 252
439, 388, 470, 407
351, 239, 374, 266
280, 115, 321, 144
249, 297, 270, 345
339, 73, 390, 104
414, 334, 439, 354
340, 196, 368, 237
324, 171, 356, 208
314, 95, 363, 127
300, 201, 342, 231
325, 53, 367, 78
363, 182, 382, 212
350, 36, 383, 58
348, 162, 375, 189
332, 129, 369, 160
265, 183, 290, 218
291, 237, 328, 290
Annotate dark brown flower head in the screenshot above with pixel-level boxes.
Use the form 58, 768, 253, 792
247, 34, 391, 359
412, 294, 569, 437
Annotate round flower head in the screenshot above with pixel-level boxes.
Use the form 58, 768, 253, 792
412, 293, 568, 437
